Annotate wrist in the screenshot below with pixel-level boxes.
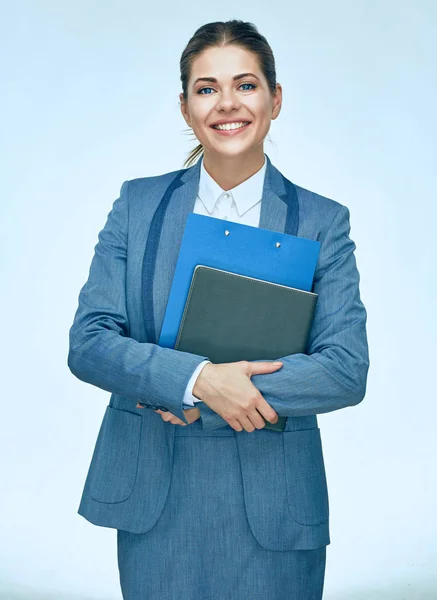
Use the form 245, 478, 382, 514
192, 362, 214, 400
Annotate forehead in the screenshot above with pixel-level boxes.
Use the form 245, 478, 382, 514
189, 45, 260, 79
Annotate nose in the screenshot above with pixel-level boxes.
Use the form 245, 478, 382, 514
215, 88, 241, 112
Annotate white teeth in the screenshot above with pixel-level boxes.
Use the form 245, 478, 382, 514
212, 121, 250, 131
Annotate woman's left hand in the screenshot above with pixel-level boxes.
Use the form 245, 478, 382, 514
155, 407, 201, 426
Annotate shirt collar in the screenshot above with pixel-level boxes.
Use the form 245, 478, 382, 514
197, 154, 267, 217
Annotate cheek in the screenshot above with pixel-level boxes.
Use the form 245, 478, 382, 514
255, 101, 273, 118
190, 99, 211, 121
244, 99, 272, 122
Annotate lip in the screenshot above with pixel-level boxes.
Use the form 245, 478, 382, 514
210, 119, 252, 126
210, 121, 252, 136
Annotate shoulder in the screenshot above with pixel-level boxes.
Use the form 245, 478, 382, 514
272, 160, 349, 232
286, 178, 351, 242
294, 181, 347, 220
115, 165, 189, 216
123, 165, 187, 199
285, 179, 358, 267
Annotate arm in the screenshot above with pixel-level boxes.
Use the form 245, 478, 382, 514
198, 205, 370, 431
67, 181, 210, 425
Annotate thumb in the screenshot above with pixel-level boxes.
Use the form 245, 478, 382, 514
246, 360, 283, 376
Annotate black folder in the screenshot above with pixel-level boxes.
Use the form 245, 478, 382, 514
174, 265, 318, 432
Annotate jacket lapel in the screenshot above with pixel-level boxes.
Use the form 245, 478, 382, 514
142, 154, 299, 343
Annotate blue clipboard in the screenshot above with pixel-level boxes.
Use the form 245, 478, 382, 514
158, 213, 321, 349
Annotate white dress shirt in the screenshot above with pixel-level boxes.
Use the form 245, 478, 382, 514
182, 154, 267, 409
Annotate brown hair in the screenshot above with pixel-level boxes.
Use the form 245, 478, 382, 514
180, 20, 278, 168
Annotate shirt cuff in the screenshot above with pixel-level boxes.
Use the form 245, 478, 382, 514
182, 360, 211, 406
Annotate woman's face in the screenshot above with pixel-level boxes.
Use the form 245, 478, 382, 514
180, 45, 282, 161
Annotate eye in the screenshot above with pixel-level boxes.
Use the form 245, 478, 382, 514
240, 83, 257, 91
198, 87, 214, 95
197, 83, 257, 94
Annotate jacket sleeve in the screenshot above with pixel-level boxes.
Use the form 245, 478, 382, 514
67, 181, 210, 425
198, 204, 370, 431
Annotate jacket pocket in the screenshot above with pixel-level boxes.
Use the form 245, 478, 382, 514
283, 428, 329, 526
89, 406, 142, 504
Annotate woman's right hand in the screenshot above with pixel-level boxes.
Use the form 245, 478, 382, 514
192, 361, 283, 432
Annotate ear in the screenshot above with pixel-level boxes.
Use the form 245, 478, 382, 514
271, 83, 283, 121
179, 92, 191, 127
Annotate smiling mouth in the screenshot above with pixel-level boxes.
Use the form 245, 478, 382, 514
210, 121, 252, 138
211, 121, 251, 131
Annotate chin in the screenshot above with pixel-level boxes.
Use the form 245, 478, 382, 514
208, 143, 257, 157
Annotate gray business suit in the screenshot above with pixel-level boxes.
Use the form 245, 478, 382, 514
68, 154, 369, 599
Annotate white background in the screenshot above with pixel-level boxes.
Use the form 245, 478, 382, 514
1, 1, 436, 598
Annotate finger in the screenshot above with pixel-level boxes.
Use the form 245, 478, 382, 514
244, 361, 283, 376
183, 408, 200, 425
223, 411, 258, 433
155, 409, 182, 425
225, 416, 244, 432
165, 413, 187, 426
237, 413, 257, 432
237, 407, 271, 431
244, 383, 278, 425
159, 411, 175, 422
247, 409, 268, 429
255, 402, 279, 424
234, 400, 278, 429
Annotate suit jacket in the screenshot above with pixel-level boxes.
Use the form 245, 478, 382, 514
68, 154, 369, 551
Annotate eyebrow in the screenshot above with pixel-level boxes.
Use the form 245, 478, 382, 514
192, 72, 260, 87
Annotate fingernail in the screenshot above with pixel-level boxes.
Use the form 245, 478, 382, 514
273, 362, 283, 365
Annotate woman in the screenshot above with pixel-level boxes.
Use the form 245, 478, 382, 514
68, 20, 369, 600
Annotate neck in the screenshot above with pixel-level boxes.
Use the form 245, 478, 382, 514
202, 148, 265, 191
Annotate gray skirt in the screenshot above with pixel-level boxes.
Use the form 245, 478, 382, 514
117, 421, 326, 600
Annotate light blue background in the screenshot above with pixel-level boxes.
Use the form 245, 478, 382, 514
1, 1, 436, 598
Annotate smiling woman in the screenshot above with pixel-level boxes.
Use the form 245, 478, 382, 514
69, 18, 369, 600
178, 33, 283, 190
